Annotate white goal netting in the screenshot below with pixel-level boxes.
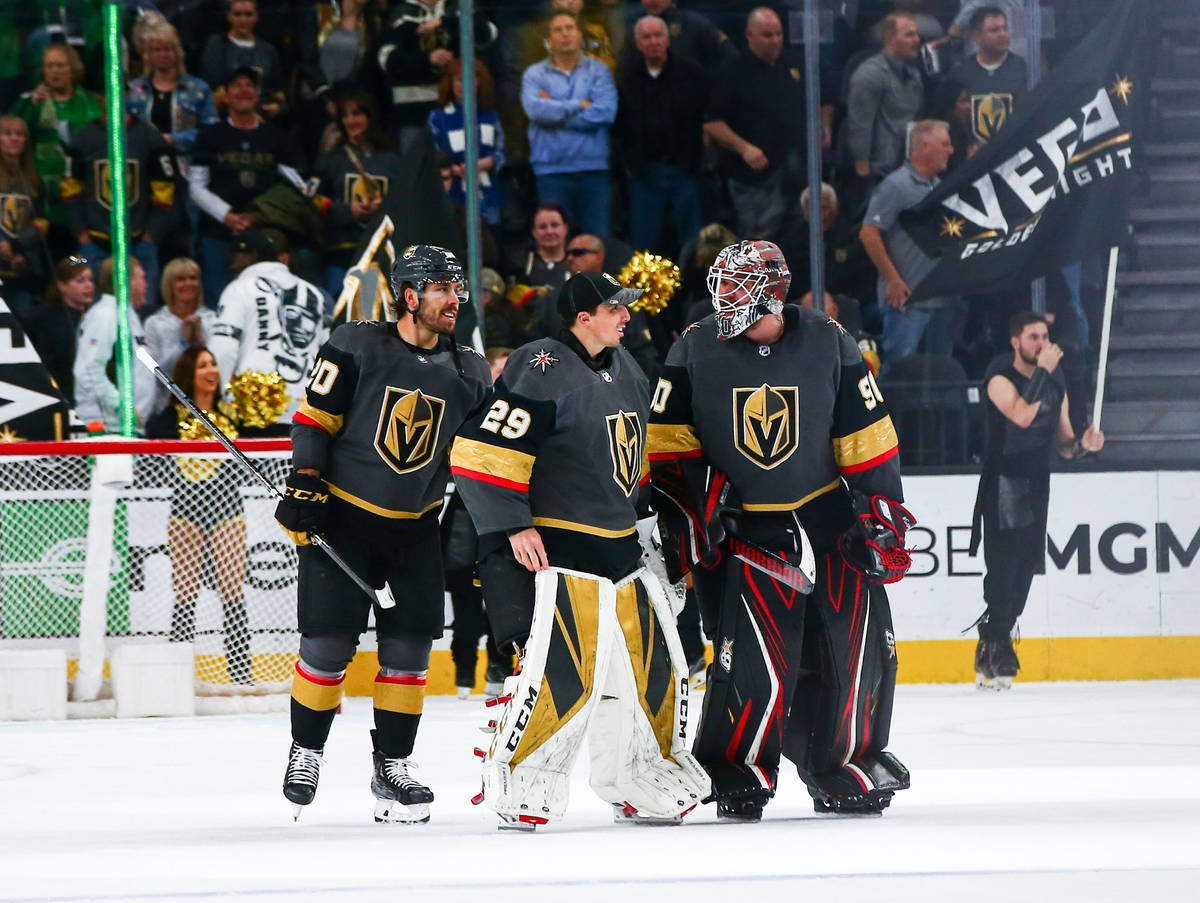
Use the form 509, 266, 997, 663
0, 439, 299, 700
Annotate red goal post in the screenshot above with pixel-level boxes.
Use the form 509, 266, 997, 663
0, 437, 299, 709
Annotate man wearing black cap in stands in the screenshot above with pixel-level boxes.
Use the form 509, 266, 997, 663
189, 65, 308, 307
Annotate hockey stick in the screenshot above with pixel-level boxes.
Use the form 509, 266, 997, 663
726, 536, 814, 594
134, 345, 397, 609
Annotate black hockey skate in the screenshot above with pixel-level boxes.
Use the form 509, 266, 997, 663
991, 635, 1019, 690
974, 636, 998, 690
283, 742, 324, 820
484, 662, 509, 697
371, 731, 433, 824
715, 794, 768, 823
806, 752, 910, 817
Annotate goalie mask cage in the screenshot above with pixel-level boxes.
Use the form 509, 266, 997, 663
0, 438, 299, 710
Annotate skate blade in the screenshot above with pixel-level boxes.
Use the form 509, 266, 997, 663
498, 814, 547, 832
373, 799, 431, 824
993, 675, 1014, 690
611, 803, 683, 826
813, 791, 893, 817
290, 803, 305, 821
975, 673, 999, 690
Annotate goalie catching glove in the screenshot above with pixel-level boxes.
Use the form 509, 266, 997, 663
838, 491, 916, 584
275, 471, 331, 544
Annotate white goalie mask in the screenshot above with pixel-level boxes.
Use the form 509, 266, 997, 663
706, 240, 791, 340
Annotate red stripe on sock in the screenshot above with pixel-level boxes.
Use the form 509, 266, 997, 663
295, 662, 344, 686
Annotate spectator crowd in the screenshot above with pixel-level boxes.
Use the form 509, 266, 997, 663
0, 0, 1111, 434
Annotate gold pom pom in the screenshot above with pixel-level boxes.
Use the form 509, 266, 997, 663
225, 370, 290, 430
176, 403, 239, 441
617, 251, 680, 317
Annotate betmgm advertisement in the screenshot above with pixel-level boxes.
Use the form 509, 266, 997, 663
892, 472, 1200, 681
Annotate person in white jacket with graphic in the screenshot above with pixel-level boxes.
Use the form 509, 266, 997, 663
209, 229, 329, 433
73, 256, 156, 432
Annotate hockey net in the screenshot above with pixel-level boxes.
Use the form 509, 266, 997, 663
0, 438, 299, 706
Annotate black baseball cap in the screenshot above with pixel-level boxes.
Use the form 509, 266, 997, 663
225, 65, 261, 89
557, 271, 644, 320
231, 230, 277, 259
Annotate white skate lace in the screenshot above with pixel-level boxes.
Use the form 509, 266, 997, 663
383, 758, 424, 790
287, 745, 323, 788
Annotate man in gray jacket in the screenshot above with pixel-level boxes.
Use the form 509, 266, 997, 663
845, 13, 924, 180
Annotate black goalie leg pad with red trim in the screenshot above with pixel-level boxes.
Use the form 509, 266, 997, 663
784, 552, 908, 811
691, 552, 807, 807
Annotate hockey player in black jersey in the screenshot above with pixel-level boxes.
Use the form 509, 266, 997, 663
648, 240, 915, 821
450, 271, 710, 830
274, 245, 491, 823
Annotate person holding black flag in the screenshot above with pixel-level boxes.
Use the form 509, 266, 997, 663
970, 312, 1104, 690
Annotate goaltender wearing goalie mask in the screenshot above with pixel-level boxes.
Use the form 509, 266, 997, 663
707, 239, 791, 340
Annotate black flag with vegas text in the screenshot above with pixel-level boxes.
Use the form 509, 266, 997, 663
900, 0, 1147, 302
0, 298, 69, 441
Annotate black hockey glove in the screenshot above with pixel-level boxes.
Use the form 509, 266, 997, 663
838, 492, 916, 584
275, 471, 330, 545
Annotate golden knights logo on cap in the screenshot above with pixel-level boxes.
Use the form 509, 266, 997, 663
403, 245, 416, 259
375, 386, 446, 474
733, 384, 799, 469
605, 410, 642, 497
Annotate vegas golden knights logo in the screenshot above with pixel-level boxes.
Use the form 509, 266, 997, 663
0, 194, 32, 236
93, 160, 141, 210
732, 384, 799, 469
375, 387, 446, 474
343, 172, 389, 205
971, 93, 1014, 142
605, 410, 643, 497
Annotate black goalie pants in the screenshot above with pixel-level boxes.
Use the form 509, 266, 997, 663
693, 543, 899, 803
782, 551, 899, 795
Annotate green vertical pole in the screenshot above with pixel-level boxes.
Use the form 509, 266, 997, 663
104, 0, 134, 436
458, 0, 485, 352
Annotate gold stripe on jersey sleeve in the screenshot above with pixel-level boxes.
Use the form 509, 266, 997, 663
743, 478, 841, 512
532, 517, 637, 538
326, 482, 444, 519
449, 437, 535, 486
647, 422, 701, 457
151, 179, 175, 207
296, 400, 344, 435
832, 417, 900, 469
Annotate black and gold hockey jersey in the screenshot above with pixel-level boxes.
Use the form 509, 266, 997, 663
450, 332, 650, 540
61, 116, 176, 243
291, 321, 491, 521
649, 305, 902, 544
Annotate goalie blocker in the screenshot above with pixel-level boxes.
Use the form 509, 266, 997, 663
479, 566, 710, 829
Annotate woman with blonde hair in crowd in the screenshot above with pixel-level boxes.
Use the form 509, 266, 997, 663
0, 115, 48, 307
128, 15, 219, 172
9, 44, 102, 233
143, 257, 216, 414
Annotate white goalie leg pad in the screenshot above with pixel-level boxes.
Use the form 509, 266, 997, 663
482, 567, 618, 822
587, 569, 711, 819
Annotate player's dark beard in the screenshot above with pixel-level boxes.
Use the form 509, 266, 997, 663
416, 301, 456, 336
1019, 348, 1038, 366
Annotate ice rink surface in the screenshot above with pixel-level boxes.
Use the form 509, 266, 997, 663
2, 679, 1199, 903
